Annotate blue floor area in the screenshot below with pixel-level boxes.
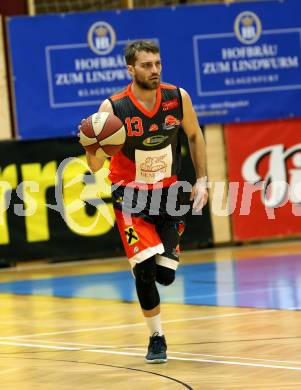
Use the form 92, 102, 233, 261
1, 254, 301, 310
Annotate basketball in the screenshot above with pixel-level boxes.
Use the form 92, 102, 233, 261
79, 112, 126, 157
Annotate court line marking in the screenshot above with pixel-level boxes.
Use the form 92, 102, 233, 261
0, 340, 300, 371
0, 308, 275, 340
0, 341, 78, 350
127, 348, 301, 366
0, 257, 128, 273
18, 339, 130, 349
12, 338, 301, 366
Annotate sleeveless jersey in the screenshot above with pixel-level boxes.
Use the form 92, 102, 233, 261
108, 82, 183, 188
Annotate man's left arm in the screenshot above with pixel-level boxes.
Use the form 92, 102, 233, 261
180, 88, 208, 212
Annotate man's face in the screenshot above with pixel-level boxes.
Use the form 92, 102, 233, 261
128, 51, 162, 90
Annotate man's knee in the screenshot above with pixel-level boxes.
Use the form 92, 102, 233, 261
134, 257, 159, 310
156, 265, 175, 286
134, 257, 156, 285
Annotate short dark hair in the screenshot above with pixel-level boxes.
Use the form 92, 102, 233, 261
125, 40, 160, 65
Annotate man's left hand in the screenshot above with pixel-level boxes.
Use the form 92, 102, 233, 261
190, 177, 208, 212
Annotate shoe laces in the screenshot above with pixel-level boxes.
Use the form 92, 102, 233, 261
149, 332, 166, 353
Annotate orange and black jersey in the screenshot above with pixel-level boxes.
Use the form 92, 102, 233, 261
108, 82, 183, 188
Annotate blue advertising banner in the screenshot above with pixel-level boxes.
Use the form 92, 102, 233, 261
7, 0, 301, 139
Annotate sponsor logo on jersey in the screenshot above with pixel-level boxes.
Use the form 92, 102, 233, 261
124, 226, 139, 245
149, 123, 159, 132
143, 135, 168, 147
140, 155, 167, 175
234, 11, 262, 45
115, 196, 123, 203
135, 145, 172, 183
88, 21, 116, 55
162, 98, 179, 111
163, 115, 180, 130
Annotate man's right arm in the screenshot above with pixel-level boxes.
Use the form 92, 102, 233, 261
84, 99, 114, 173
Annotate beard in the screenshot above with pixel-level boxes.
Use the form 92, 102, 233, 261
134, 74, 160, 90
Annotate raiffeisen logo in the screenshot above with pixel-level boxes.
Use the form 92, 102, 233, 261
234, 11, 262, 45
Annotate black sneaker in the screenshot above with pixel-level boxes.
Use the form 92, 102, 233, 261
145, 332, 167, 363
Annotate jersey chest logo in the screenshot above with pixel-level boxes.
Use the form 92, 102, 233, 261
149, 123, 159, 132
135, 145, 173, 184
163, 115, 180, 130
143, 135, 169, 147
162, 98, 179, 111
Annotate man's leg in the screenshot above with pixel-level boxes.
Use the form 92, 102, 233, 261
134, 257, 167, 363
112, 186, 167, 363
132, 214, 185, 363
155, 217, 185, 284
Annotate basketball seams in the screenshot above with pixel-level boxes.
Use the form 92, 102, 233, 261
81, 116, 95, 138
101, 145, 123, 155
80, 111, 125, 157
79, 131, 98, 146
97, 114, 124, 141
92, 112, 110, 137
99, 126, 126, 146
84, 143, 101, 155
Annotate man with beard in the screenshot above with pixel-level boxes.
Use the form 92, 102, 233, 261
83, 40, 208, 363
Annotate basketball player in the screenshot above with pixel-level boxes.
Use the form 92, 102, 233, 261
81, 40, 208, 363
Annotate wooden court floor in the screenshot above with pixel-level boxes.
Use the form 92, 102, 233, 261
1, 241, 301, 389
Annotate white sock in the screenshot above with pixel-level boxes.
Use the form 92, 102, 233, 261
145, 313, 163, 336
